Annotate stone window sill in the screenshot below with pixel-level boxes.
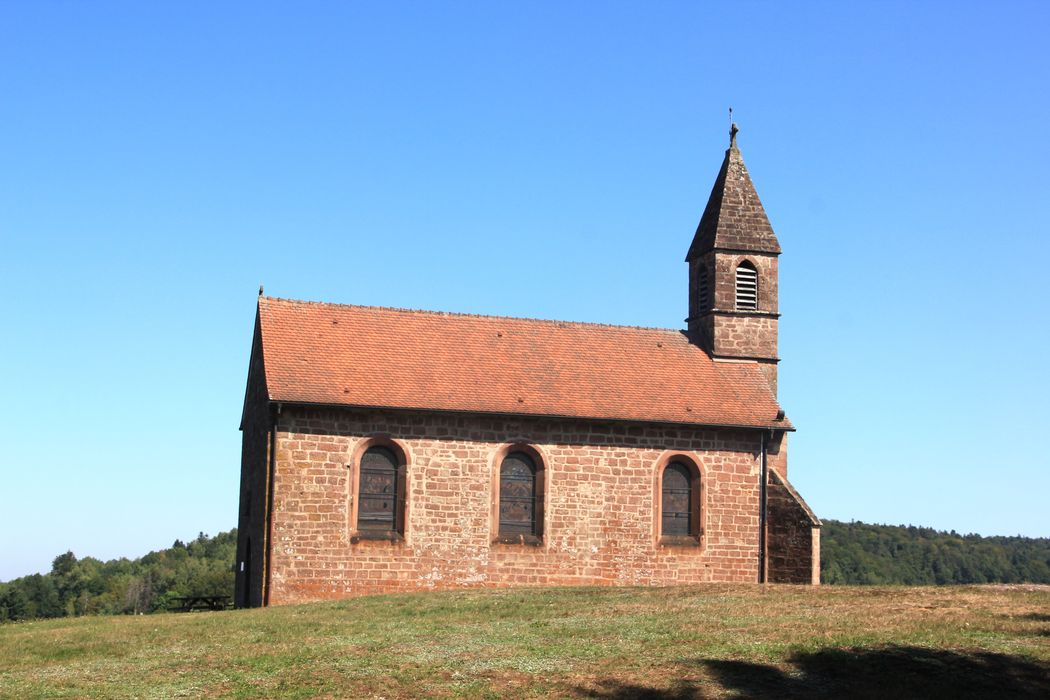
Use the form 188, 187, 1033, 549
493, 534, 543, 547
350, 530, 404, 544
659, 534, 702, 548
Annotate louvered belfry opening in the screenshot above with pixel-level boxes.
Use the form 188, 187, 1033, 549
697, 263, 711, 312
661, 462, 694, 536
358, 446, 403, 532
499, 451, 539, 537
735, 262, 758, 310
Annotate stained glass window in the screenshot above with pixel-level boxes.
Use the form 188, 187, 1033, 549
662, 462, 693, 536
500, 451, 538, 537
358, 446, 400, 532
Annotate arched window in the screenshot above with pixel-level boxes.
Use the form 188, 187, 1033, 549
357, 445, 406, 535
498, 450, 544, 542
660, 460, 701, 542
735, 261, 758, 310
697, 263, 711, 312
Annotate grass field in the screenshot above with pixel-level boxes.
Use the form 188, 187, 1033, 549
1, 584, 1048, 699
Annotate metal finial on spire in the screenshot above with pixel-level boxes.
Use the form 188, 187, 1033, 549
259, 284, 264, 297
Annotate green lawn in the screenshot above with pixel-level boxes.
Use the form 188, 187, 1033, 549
1, 584, 1048, 698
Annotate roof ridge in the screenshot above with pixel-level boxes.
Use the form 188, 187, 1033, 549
260, 295, 687, 335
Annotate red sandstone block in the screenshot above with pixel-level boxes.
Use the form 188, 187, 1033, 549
246, 408, 808, 603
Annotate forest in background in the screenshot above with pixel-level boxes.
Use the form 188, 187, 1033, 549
2, 521, 1049, 621
821, 520, 1050, 585
0, 530, 236, 622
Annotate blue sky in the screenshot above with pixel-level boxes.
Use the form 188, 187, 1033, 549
2, 2, 1048, 581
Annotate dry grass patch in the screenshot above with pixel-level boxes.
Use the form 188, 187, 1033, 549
1, 584, 1048, 698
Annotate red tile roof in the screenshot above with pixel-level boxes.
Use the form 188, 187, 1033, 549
256, 296, 790, 430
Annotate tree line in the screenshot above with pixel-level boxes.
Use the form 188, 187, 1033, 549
4, 520, 1050, 621
0, 530, 236, 622
821, 519, 1050, 585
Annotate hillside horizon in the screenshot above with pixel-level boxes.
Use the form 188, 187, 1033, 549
5, 517, 1047, 585
3, 519, 1049, 623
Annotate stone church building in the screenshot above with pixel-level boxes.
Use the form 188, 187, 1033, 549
235, 127, 820, 607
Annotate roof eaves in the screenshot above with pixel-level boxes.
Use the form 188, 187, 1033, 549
262, 398, 796, 433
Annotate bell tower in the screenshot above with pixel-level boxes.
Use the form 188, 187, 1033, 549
686, 124, 782, 393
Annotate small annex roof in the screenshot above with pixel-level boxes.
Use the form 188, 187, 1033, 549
255, 296, 791, 431
686, 125, 781, 260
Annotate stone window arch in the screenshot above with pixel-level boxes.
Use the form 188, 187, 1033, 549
656, 455, 703, 546
735, 260, 758, 310
351, 439, 408, 540
492, 444, 546, 545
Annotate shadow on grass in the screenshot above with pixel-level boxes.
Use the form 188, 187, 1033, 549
1022, 613, 1050, 622
574, 683, 698, 700
1014, 612, 1050, 637
574, 646, 1050, 699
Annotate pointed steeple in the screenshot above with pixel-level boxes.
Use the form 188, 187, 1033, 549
685, 124, 780, 261
685, 123, 783, 394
